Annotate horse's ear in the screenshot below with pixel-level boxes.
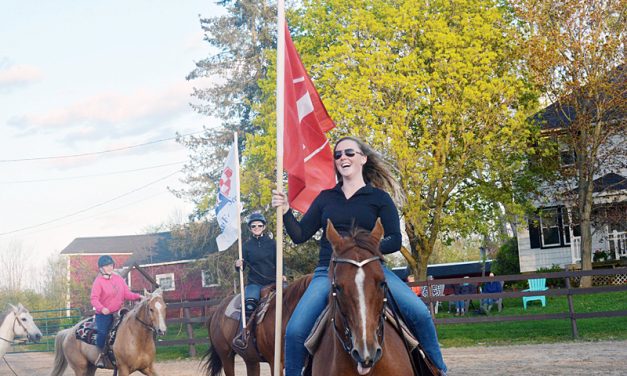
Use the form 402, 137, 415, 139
17, 303, 25, 311
9, 304, 17, 312
144, 288, 149, 296
371, 218, 384, 242
153, 287, 163, 296
326, 219, 342, 248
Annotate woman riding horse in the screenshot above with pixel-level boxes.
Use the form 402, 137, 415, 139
90, 255, 141, 368
272, 136, 448, 376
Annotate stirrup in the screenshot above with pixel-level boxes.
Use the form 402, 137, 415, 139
95, 352, 106, 368
232, 329, 249, 350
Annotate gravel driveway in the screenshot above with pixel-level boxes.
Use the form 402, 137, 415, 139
3, 340, 626, 375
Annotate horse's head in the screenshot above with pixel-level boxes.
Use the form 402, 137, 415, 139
139, 288, 168, 336
10, 303, 42, 343
326, 218, 386, 375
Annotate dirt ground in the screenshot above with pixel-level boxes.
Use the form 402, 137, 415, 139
3, 340, 626, 375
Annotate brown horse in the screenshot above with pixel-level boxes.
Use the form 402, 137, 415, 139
203, 275, 312, 376
309, 219, 417, 375
50, 288, 167, 376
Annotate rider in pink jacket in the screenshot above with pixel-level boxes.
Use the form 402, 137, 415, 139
90, 255, 141, 368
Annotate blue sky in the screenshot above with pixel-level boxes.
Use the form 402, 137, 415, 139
0, 0, 223, 283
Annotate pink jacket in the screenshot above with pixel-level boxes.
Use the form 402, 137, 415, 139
90, 274, 141, 314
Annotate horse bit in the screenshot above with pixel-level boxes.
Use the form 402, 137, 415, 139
330, 255, 388, 355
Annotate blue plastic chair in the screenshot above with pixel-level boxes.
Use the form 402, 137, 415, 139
522, 278, 549, 309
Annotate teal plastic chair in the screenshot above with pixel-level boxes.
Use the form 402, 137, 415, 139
522, 278, 549, 309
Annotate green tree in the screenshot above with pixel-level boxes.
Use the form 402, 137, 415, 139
271, 0, 537, 279
511, 0, 625, 286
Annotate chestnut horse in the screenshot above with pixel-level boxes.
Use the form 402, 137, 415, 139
203, 275, 312, 376
309, 219, 421, 375
50, 288, 167, 376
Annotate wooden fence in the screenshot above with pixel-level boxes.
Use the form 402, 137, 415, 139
160, 267, 627, 356
417, 267, 627, 338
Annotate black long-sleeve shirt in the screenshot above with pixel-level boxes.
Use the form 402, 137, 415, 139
283, 183, 402, 267
242, 234, 277, 286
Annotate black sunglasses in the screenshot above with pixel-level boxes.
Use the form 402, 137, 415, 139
334, 148, 364, 160
250, 224, 265, 229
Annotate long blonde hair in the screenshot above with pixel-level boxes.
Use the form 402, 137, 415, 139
334, 136, 405, 206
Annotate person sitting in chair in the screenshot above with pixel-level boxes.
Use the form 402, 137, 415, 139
233, 212, 277, 349
481, 272, 503, 314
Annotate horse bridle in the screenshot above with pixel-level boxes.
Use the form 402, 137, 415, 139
134, 297, 159, 338
330, 255, 387, 356
0, 312, 32, 344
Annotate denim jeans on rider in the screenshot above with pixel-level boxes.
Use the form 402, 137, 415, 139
95, 313, 113, 350
245, 283, 262, 301
284, 267, 331, 376
382, 267, 447, 372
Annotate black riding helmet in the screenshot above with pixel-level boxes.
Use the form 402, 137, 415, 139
247, 212, 266, 227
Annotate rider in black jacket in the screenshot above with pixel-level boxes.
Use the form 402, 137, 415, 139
233, 212, 276, 348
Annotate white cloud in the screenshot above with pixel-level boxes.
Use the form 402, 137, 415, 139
8, 81, 195, 140
0, 64, 43, 89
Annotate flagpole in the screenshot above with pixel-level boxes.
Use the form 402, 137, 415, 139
274, 1, 286, 374
234, 131, 246, 329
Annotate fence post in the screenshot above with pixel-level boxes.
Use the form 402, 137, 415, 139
564, 269, 579, 338
183, 307, 196, 357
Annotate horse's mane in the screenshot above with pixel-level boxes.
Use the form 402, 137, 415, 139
0, 310, 8, 326
334, 227, 384, 261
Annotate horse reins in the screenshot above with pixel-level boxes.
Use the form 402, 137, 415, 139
330, 255, 387, 357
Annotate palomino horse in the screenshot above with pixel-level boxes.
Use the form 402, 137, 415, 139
0, 303, 43, 357
203, 275, 312, 376
50, 288, 167, 376
309, 219, 432, 375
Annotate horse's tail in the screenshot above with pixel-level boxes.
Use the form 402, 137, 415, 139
49, 329, 69, 376
201, 310, 223, 376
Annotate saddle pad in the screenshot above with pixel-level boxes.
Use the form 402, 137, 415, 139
223, 292, 276, 324
304, 305, 331, 354
303, 305, 419, 355
75, 317, 98, 345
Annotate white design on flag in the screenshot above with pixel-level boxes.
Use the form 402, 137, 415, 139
304, 139, 329, 163
215, 141, 240, 251
296, 91, 314, 122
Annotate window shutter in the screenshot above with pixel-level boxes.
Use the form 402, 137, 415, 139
528, 217, 541, 249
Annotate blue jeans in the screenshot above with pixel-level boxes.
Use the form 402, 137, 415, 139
95, 313, 113, 350
383, 267, 447, 372
284, 267, 330, 376
245, 283, 262, 301
455, 300, 466, 310
284, 266, 448, 375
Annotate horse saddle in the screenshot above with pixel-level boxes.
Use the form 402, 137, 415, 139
304, 305, 419, 355
223, 287, 276, 324
75, 308, 130, 366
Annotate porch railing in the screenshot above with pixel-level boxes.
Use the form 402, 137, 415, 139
571, 230, 627, 262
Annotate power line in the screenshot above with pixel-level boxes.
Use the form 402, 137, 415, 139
0, 161, 185, 184
0, 170, 181, 236
0, 131, 202, 163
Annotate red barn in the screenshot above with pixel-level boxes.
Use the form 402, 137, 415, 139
60, 232, 222, 315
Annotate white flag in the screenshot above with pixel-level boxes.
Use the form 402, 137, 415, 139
215, 140, 240, 251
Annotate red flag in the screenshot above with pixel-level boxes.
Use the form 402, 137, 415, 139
283, 24, 336, 213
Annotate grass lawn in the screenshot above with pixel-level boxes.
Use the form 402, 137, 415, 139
149, 290, 627, 360
436, 291, 627, 347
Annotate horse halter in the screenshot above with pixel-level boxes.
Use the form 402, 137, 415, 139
134, 297, 159, 338
1, 311, 32, 344
330, 255, 387, 356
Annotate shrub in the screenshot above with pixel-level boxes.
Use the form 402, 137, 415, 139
492, 237, 520, 277
536, 264, 566, 288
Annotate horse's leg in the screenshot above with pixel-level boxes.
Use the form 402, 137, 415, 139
115, 364, 131, 376
138, 365, 158, 376
222, 351, 236, 376
245, 360, 260, 376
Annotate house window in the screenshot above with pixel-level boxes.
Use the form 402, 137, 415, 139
561, 208, 581, 245
156, 273, 175, 291
558, 137, 576, 167
201, 270, 218, 288
540, 208, 560, 247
